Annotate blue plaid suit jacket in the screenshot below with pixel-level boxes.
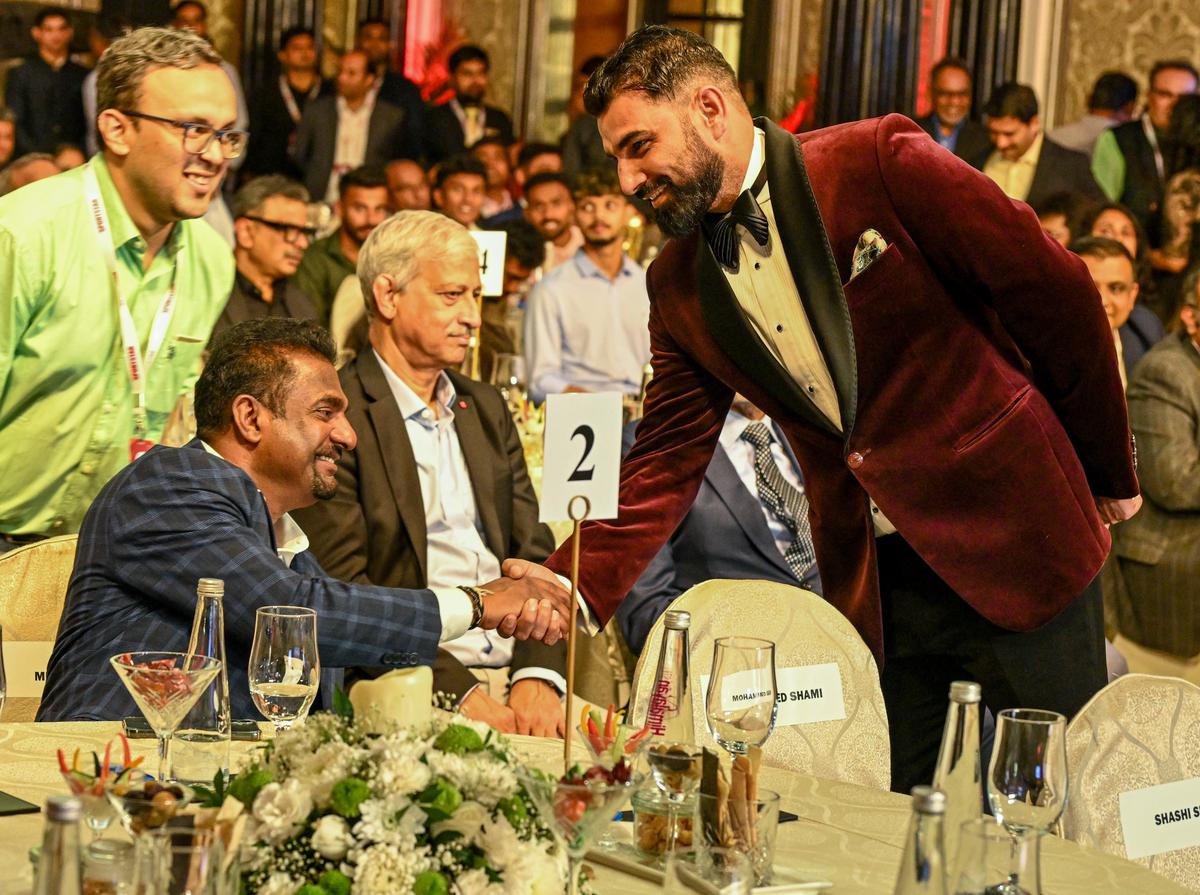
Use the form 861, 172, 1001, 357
37, 440, 443, 721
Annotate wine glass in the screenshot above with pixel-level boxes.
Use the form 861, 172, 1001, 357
986, 709, 1068, 895
248, 606, 319, 732
490, 353, 527, 418
704, 637, 778, 757
515, 766, 642, 895
646, 742, 704, 858
110, 652, 222, 784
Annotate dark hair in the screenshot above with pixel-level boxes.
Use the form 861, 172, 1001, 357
524, 171, 572, 196
278, 26, 315, 53
338, 164, 388, 198
94, 14, 130, 42
580, 54, 606, 77
516, 141, 560, 169
195, 319, 336, 440
583, 25, 738, 118
930, 56, 970, 85
1079, 201, 1152, 288
470, 134, 511, 152
171, 0, 206, 20
1150, 60, 1200, 89
356, 16, 388, 33
983, 82, 1038, 122
1032, 191, 1097, 241
233, 174, 309, 218
490, 219, 546, 270
1088, 72, 1137, 112
1069, 235, 1134, 266
573, 166, 624, 200
1163, 94, 1200, 178
34, 6, 70, 27
448, 43, 489, 74
435, 153, 486, 189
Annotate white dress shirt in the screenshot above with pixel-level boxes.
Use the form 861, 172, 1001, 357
326, 94, 375, 203
374, 355, 565, 694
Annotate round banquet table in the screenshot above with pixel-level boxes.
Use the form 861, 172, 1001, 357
0, 722, 1189, 894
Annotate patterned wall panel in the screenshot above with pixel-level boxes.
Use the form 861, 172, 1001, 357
1060, 0, 1200, 125
443, 0, 517, 117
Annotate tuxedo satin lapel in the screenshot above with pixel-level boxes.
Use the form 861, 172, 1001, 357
358, 352, 429, 581
447, 378, 505, 559
695, 237, 838, 435
706, 446, 796, 580
761, 117, 858, 439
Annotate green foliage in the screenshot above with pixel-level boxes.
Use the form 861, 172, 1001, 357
497, 794, 528, 827
227, 768, 274, 807
317, 870, 351, 895
418, 778, 462, 821
412, 870, 450, 895
332, 688, 355, 722
433, 724, 484, 755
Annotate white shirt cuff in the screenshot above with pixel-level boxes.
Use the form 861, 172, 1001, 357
555, 573, 602, 635
433, 587, 474, 642
509, 667, 568, 696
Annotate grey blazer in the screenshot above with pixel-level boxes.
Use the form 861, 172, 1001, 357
292, 96, 408, 200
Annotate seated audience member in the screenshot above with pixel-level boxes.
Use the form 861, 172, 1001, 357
169, 1, 249, 158
434, 153, 487, 229
1110, 265, 1200, 683
617, 398, 822, 655
524, 171, 583, 272
425, 44, 515, 164
480, 219, 546, 380
356, 18, 425, 162
1071, 236, 1149, 387
52, 143, 85, 170
37, 318, 570, 722
1034, 191, 1096, 247
472, 135, 518, 222
524, 167, 650, 404
1049, 71, 1138, 156
293, 50, 408, 205
0, 110, 15, 168
915, 56, 990, 161
386, 158, 431, 211
0, 152, 60, 195
293, 214, 566, 736
512, 142, 563, 199
213, 175, 319, 340
296, 165, 390, 325
978, 82, 1105, 207
1082, 202, 1168, 348
1149, 95, 1200, 311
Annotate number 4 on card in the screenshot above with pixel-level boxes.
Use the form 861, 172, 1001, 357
539, 393, 622, 523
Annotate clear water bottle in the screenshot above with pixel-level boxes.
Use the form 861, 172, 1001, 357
34, 795, 82, 895
893, 786, 948, 895
172, 578, 231, 785
932, 681, 982, 870
640, 610, 695, 743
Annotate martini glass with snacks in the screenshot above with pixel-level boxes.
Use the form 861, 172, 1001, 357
110, 651, 222, 784
578, 704, 652, 850
647, 742, 704, 857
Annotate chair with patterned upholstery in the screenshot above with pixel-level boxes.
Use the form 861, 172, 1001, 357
1064, 673, 1200, 890
628, 579, 890, 789
0, 535, 78, 720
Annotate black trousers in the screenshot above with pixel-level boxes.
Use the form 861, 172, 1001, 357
877, 533, 1106, 795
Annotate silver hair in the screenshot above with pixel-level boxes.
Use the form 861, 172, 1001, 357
96, 26, 221, 118
232, 175, 310, 218
356, 211, 479, 318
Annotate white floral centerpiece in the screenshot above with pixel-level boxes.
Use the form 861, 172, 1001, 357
215, 695, 568, 895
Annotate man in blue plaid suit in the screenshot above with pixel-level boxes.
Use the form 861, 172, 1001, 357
38, 319, 570, 721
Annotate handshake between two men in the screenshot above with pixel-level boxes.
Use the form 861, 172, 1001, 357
476, 558, 578, 647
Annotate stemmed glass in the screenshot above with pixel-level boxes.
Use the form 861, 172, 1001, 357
646, 742, 704, 859
577, 721, 651, 850
985, 709, 1068, 895
516, 766, 642, 895
248, 607, 319, 732
704, 637, 778, 758
110, 652, 222, 784
490, 353, 527, 420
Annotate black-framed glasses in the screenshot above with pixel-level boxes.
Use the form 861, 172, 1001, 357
242, 215, 317, 244
120, 110, 249, 159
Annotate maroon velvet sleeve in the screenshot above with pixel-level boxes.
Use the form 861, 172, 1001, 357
872, 114, 1138, 499
545, 276, 733, 626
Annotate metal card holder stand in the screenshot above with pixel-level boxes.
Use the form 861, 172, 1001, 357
563, 494, 590, 774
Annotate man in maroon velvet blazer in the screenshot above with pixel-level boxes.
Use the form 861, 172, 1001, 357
507, 27, 1141, 791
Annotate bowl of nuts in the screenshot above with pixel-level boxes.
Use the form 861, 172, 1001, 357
107, 775, 194, 835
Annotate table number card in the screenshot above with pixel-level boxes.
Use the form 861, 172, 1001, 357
703, 664, 846, 727
468, 230, 507, 297
539, 392, 622, 523
1119, 776, 1200, 859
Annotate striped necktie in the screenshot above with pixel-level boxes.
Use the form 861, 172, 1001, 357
740, 421, 817, 577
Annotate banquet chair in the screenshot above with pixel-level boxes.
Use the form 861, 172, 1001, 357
0, 535, 78, 720
1064, 673, 1200, 890
628, 579, 890, 789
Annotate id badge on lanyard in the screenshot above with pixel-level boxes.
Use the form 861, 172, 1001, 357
84, 164, 178, 462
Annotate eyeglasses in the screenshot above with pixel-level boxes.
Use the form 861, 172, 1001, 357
120, 110, 249, 159
242, 215, 317, 244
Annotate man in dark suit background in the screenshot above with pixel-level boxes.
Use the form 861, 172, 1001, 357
37, 319, 570, 722
294, 212, 567, 737
356, 17, 427, 163
617, 399, 822, 655
977, 82, 1105, 208
914, 57, 990, 162
424, 45, 515, 164
292, 50, 409, 204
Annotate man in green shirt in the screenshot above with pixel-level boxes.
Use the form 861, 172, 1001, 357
0, 26, 240, 544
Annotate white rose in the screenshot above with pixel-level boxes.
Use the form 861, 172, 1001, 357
430, 799, 489, 843
310, 814, 354, 861
256, 872, 299, 895
253, 779, 314, 844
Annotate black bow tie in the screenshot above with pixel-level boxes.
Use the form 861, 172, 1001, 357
704, 187, 770, 271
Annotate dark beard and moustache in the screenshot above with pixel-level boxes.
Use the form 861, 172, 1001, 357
636, 123, 725, 238
311, 449, 341, 500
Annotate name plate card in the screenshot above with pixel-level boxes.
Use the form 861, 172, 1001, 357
701, 663, 846, 727
539, 392, 622, 523
468, 230, 507, 297
1119, 776, 1200, 859
4, 641, 54, 697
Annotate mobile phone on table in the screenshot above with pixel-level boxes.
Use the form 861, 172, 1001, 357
123, 716, 262, 741
0, 790, 39, 816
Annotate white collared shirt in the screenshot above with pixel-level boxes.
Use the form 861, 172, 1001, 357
326, 94, 376, 203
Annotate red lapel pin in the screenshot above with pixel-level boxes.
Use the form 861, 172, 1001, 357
458, 399, 468, 409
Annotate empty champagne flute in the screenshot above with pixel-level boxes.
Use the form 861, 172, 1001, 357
985, 709, 1068, 895
248, 607, 318, 732
705, 637, 778, 758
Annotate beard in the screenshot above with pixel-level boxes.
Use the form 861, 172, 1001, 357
311, 465, 338, 500
637, 122, 724, 238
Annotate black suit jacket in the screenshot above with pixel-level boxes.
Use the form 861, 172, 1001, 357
376, 72, 427, 162
971, 136, 1105, 208
292, 96, 408, 200
424, 101, 515, 163
1112, 118, 1165, 242
293, 350, 563, 700
244, 77, 334, 178
915, 113, 991, 163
